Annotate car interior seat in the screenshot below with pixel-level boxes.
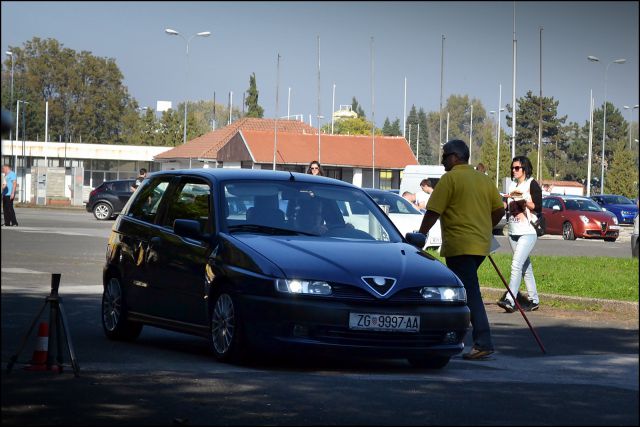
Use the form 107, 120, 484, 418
246, 195, 285, 228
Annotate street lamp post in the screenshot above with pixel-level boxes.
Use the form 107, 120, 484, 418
490, 108, 505, 189
469, 104, 473, 163
623, 105, 639, 150
165, 28, 211, 145
587, 55, 626, 194
6, 51, 14, 166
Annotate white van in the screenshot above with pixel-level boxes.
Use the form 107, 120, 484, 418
399, 165, 445, 197
398, 165, 446, 250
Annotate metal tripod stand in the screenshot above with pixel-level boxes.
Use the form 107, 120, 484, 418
6, 273, 80, 376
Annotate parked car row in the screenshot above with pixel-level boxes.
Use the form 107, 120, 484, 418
542, 195, 620, 242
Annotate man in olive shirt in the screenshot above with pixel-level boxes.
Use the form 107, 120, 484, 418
419, 140, 504, 360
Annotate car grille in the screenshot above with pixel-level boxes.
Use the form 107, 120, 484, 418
601, 222, 607, 232
311, 326, 450, 346
330, 284, 425, 304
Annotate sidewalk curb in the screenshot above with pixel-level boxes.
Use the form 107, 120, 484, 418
481, 286, 638, 315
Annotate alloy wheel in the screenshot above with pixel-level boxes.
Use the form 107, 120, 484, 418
211, 293, 235, 355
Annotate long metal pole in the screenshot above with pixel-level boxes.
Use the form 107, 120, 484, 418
469, 104, 473, 163
371, 36, 376, 188
439, 35, 445, 160
445, 112, 449, 142
15, 100, 20, 189
416, 123, 420, 162
403, 77, 407, 138
587, 90, 594, 197
8, 52, 14, 166
317, 36, 321, 163
497, 84, 502, 188
537, 26, 543, 181
511, 2, 517, 159
183, 39, 190, 144
287, 87, 291, 120
331, 83, 335, 134
273, 53, 280, 171
601, 63, 610, 194
44, 101, 49, 205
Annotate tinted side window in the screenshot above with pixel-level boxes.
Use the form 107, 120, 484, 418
127, 179, 171, 223
163, 180, 212, 234
113, 181, 132, 192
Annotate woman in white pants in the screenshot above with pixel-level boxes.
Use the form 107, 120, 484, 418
498, 156, 542, 312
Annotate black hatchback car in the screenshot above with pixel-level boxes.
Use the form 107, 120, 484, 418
102, 169, 470, 368
86, 179, 136, 220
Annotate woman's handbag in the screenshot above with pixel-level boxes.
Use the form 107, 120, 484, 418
530, 213, 546, 237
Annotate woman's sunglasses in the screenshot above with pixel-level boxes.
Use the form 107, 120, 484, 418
511, 166, 522, 171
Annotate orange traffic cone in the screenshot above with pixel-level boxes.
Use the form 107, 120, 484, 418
25, 322, 59, 372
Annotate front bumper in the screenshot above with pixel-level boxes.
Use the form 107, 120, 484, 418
239, 294, 470, 358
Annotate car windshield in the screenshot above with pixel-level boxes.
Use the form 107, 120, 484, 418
222, 181, 402, 242
366, 191, 421, 214
602, 195, 633, 205
564, 198, 603, 212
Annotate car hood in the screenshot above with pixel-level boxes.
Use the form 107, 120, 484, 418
230, 234, 459, 289
604, 204, 637, 212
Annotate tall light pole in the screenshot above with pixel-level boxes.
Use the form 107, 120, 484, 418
623, 105, 639, 150
165, 28, 211, 145
469, 103, 474, 163
6, 51, 14, 166
273, 53, 281, 171
17, 100, 28, 203
370, 36, 376, 188
587, 90, 594, 197
511, 2, 517, 159
587, 55, 626, 194
439, 35, 445, 160
490, 84, 504, 189
317, 35, 321, 163
537, 26, 543, 181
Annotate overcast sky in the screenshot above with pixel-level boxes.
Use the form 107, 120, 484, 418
2, 1, 638, 132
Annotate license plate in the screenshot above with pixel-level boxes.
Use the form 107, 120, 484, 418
349, 313, 420, 332
609, 225, 620, 230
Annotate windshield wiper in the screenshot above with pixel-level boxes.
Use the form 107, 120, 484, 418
227, 224, 317, 236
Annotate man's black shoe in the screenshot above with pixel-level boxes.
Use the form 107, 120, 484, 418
524, 301, 539, 312
497, 299, 516, 313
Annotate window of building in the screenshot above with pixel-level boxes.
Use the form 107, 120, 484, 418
379, 170, 392, 190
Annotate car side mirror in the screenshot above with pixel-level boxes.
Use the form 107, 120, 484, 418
552, 205, 560, 211
602, 207, 607, 212
405, 232, 426, 249
174, 219, 204, 241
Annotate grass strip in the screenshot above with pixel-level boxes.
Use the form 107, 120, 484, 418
425, 251, 639, 302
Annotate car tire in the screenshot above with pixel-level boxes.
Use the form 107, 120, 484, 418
562, 222, 576, 240
102, 276, 143, 341
408, 355, 450, 369
93, 202, 113, 221
209, 288, 246, 363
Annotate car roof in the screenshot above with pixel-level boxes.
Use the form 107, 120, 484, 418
546, 195, 592, 200
151, 168, 358, 188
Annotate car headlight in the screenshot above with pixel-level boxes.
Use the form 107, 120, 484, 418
611, 215, 619, 224
579, 215, 590, 224
275, 279, 332, 296
420, 286, 466, 302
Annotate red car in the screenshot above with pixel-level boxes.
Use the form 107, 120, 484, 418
541, 195, 620, 242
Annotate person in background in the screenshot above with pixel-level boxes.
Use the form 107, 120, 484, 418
402, 191, 421, 210
497, 156, 542, 313
475, 163, 487, 175
415, 178, 434, 210
419, 139, 504, 361
131, 168, 147, 191
2, 164, 19, 227
306, 161, 324, 176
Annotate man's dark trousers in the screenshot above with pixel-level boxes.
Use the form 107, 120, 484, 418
446, 255, 494, 351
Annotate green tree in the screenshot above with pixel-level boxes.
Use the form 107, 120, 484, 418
245, 73, 264, 118
382, 118, 392, 136
605, 140, 638, 198
1, 37, 138, 144
479, 121, 512, 191
322, 116, 381, 136
390, 118, 402, 136
351, 97, 366, 118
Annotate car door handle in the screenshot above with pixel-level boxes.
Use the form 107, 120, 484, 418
149, 237, 162, 250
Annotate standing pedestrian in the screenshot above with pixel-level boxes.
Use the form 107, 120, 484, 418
419, 140, 504, 360
2, 164, 19, 226
306, 161, 324, 176
415, 179, 434, 210
497, 156, 542, 313
131, 168, 147, 191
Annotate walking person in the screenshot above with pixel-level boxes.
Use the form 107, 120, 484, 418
497, 156, 542, 313
419, 140, 504, 360
306, 161, 324, 176
131, 168, 147, 191
2, 164, 19, 226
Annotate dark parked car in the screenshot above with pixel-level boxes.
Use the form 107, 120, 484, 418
541, 195, 620, 241
86, 179, 136, 220
590, 194, 638, 225
101, 169, 470, 369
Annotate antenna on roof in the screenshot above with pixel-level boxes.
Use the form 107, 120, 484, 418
289, 171, 295, 181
